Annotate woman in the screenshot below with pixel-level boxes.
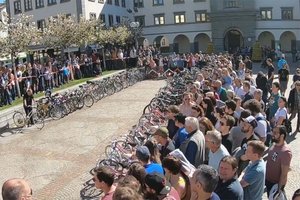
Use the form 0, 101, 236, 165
191, 105, 204, 120
144, 139, 161, 164
272, 96, 287, 127
179, 92, 195, 116
162, 156, 191, 200
201, 97, 217, 125
198, 117, 215, 135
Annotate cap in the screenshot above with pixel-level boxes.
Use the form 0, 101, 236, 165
242, 116, 257, 128
153, 127, 169, 138
174, 114, 186, 125
136, 146, 150, 161
145, 172, 171, 195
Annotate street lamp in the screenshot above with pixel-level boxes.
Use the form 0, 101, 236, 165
130, 21, 140, 54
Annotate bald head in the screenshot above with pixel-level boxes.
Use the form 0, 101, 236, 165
2, 178, 32, 200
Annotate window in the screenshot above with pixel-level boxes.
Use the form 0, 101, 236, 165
60, 0, 70, 2
173, 0, 184, 4
88, 0, 95, 2
107, 0, 112, 4
195, 10, 209, 22
154, 14, 164, 25
116, 15, 121, 23
153, 0, 163, 6
174, 12, 185, 24
14, 0, 22, 14
37, 19, 45, 31
224, 0, 240, 8
135, 16, 145, 26
98, 0, 104, 3
36, 0, 44, 8
281, 8, 293, 20
115, 0, 119, 6
134, 0, 143, 8
194, 0, 206, 2
100, 14, 105, 23
121, 0, 125, 7
24, 0, 32, 11
260, 8, 272, 20
108, 14, 114, 26
48, 0, 56, 5
90, 12, 96, 20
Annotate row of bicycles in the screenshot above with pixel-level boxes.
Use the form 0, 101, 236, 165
81, 68, 200, 199
12, 68, 145, 131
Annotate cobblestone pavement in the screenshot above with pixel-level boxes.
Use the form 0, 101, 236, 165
0, 80, 165, 200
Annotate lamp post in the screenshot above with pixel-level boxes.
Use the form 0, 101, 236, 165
130, 21, 140, 55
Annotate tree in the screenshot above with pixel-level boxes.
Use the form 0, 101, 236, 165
0, 14, 40, 97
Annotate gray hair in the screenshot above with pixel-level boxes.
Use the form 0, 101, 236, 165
185, 117, 199, 131
206, 130, 222, 146
254, 89, 262, 97
193, 165, 219, 193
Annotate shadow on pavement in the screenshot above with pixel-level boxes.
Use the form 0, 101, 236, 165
80, 177, 102, 200
286, 131, 298, 144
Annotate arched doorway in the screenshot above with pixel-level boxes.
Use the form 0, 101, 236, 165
224, 29, 243, 53
280, 31, 296, 52
257, 31, 275, 49
153, 36, 170, 53
194, 33, 211, 53
173, 34, 190, 54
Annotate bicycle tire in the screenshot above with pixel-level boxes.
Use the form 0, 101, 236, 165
13, 111, 26, 128
142, 104, 151, 115
75, 96, 84, 109
96, 159, 123, 175
49, 106, 63, 120
84, 95, 94, 108
32, 112, 45, 130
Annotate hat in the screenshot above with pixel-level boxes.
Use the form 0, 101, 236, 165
136, 146, 150, 161
145, 172, 171, 195
153, 127, 169, 138
242, 116, 257, 129
174, 114, 186, 124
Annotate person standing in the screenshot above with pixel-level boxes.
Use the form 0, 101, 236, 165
23, 88, 34, 126
278, 64, 289, 96
267, 58, 275, 91
265, 126, 292, 198
288, 80, 300, 132
240, 140, 266, 200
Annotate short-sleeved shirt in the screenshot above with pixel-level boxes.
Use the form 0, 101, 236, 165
144, 162, 164, 175
266, 143, 292, 183
102, 191, 114, 200
268, 65, 275, 79
242, 159, 266, 200
215, 178, 244, 200
274, 107, 287, 125
278, 68, 289, 81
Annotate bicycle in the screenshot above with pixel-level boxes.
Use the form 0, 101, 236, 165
13, 106, 45, 130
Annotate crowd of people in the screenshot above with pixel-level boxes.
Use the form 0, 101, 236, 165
2, 50, 300, 200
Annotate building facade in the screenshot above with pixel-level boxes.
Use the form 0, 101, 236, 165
5, 0, 300, 54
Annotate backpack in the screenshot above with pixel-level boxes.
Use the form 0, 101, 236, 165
255, 116, 272, 136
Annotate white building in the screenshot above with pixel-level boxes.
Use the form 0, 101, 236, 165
0, 3, 8, 38
6, 0, 133, 29
5, 0, 300, 54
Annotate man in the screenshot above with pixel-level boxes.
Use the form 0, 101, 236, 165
288, 80, 300, 132
144, 172, 180, 200
219, 115, 235, 154
179, 117, 206, 167
235, 116, 259, 176
205, 130, 230, 170
191, 165, 220, 200
267, 58, 275, 88
233, 78, 245, 99
166, 105, 180, 139
93, 166, 116, 200
244, 56, 253, 71
135, 146, 164, 175
240, 141, 266, 200
265, 126, 292, 197
277, 54, 288, 71
213, 80, 228, 102
278, 63, 289, 96
215, 156, 244, 200
2, 178, 32, 200
268, 82, 281, 121
153, 127, 175, 161
173, 114, 188, 148
241, 81, 253, 106
243, 99, 268, 143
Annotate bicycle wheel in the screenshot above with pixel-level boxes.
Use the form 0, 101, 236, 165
32, 112, 45, 130
13, 111, 26, 128
84, 95, 94, 108
49, 106, 64, 120
96, 159, 123, 176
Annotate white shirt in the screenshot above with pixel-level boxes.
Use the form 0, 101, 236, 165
274, 107, 287, 125
234, 86, 246, 99
254, 113, 267, 139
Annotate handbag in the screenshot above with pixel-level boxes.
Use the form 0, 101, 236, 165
284, 109, 292, 133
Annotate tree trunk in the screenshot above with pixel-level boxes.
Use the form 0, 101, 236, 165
11, 53, 21, 98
